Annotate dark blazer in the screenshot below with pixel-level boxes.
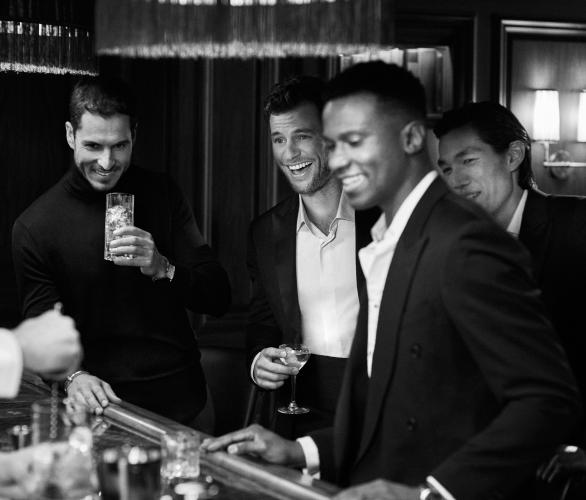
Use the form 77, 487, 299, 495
246, 194, 379, 368
520, 189, 586, 414
310, 178, 580, 499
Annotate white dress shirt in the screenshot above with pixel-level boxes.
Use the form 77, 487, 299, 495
296, 193, 358, 357
251, 193, 359, 381
0, 328, 23, 398
359, 171, 437, 376
506, 189, 528, 238
298, 171, 455, 500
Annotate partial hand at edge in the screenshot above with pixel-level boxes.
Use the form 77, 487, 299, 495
201, 424, 305, 467
66, 373, 121, 415
13, 309, 82, 380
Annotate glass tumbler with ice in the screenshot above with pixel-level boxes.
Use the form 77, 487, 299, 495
105, 192, 134, 260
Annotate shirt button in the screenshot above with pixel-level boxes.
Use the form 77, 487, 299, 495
410, 343, 422, 359
373, 303, 379, 309
406, 417, 417, 431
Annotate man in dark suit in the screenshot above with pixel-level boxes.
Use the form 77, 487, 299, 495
247, 75, 377, 437
204, 62, 580, 500
435, 101, 586, 417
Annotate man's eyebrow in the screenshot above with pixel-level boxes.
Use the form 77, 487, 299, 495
454, 146, 482, 157
338, 130, 365, 139
270, 127, 317, 137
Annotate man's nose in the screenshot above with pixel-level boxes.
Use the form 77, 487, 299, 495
284, 140, 300, 161
97, 149, 114, 170
327, 144, 348, 173
452, 169, 470, 190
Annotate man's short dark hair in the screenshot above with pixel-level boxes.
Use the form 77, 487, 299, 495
434, 101, 533, 190
69, 76, 137, 132
323, 61, 427, 121
264, 75, 324, 116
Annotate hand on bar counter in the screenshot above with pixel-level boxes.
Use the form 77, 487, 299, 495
201, 424, 306, 467
12, 308, 82, 380
0, 442, 69, 500
66, 372, 121, 415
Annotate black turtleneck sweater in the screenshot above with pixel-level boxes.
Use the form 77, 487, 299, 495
12, 166, 231, 423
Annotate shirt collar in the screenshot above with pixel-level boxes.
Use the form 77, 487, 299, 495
506, 189, 528, 238
370, 170, 438, 243
296, 192, 354, 234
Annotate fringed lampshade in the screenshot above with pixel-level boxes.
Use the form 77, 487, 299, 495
0, 0, 96, 74
96, 0, 393, 59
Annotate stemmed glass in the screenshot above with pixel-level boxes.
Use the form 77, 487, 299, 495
277, 343, 311, 415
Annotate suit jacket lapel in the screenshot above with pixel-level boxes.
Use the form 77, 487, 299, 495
274, 196, 302, 343
355, 207, 381, 303
354, 178, 446, 466
334, 286, 370, 481
519, 190, 552, 283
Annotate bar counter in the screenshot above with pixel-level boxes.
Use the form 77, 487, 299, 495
0, 373, 339, 499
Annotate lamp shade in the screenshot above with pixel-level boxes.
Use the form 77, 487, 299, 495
533, 90, 560, 142
0, 0, 96, 74
96, 0, 393, 59
577, 90, 586, 142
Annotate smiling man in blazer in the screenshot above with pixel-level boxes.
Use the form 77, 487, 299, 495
435, 101, 586, 421
246, 75, 378, 438
205, 62, 580, 500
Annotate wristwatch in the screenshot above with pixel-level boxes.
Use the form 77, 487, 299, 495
152, 257, 175, 282
419, 487, 443, 500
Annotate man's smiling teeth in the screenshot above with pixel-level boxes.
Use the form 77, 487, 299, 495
342, 174, 365, 189
288, 161, 311, 171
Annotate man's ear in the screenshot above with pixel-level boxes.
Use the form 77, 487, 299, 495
507, 140, 526, 172
401, 120, 426, 155
65, 122, 75, 150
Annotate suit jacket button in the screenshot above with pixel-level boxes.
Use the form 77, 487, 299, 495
410, 343, 422, 359
407, 417, 417, 431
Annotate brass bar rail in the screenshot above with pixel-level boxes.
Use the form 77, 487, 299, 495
103, 402, 338, 500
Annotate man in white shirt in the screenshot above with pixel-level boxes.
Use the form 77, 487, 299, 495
435, 101, 586, 425
247, 75, 377, 437
204, 63, 579, 500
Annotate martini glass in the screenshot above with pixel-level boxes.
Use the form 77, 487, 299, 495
277, 343, 311, 415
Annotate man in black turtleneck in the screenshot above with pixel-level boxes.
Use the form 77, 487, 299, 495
11, 76, 231, 425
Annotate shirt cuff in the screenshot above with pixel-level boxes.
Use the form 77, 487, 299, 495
296, 436, 320, 476
0, 328, 23, 398
250, 351, 263, 384
427, 476, 456, 500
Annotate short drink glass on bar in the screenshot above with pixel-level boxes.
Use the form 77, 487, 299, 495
30, 398, 96, 499
104, 192, 134, 261
161, 431, 200, 483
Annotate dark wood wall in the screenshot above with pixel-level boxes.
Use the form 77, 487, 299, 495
0, 56, 334, 338
397, 0, 586, 100
4, 0, 586, 333
509, 36, 586, 196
